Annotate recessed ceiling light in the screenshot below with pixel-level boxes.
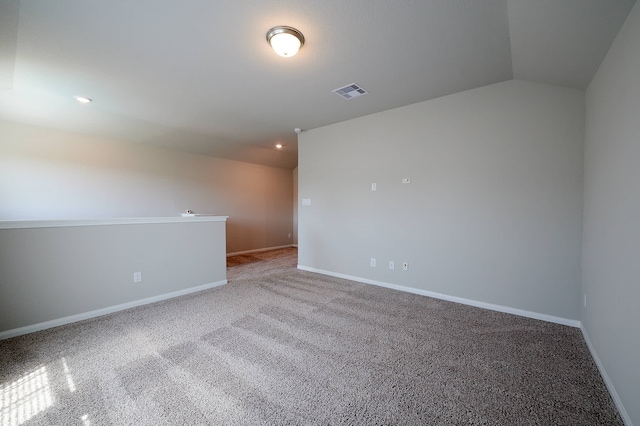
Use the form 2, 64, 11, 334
74, 96, 92, 103
275, 144, 283, 149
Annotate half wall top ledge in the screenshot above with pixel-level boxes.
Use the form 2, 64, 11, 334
0, 216, 229, 230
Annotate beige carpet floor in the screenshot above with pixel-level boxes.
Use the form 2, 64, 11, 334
0, 247, 622, 425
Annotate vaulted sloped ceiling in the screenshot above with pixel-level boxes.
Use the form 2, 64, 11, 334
0, 0, 635, 169
508, 0, 636, 88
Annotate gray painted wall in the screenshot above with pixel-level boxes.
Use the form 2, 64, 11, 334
583, 2, 640, 424
0, 220, 226, 333
293, 167, 298, 246
298, 80, 584, 321
0, 120, 294, 254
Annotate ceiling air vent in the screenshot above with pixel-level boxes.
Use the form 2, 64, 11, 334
332, 83, 368, 100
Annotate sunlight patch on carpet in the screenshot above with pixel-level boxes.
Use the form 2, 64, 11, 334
0, 365, 53, 425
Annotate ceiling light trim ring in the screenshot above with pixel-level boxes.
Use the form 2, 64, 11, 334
266, 26, 305, 46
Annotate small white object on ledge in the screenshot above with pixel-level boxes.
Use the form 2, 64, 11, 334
181, 213, 215, 217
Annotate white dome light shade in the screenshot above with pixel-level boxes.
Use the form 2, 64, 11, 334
270, 32, 300, 57
266, 26, 304, 57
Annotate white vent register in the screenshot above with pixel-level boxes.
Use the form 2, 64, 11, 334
332, 83, 368, 100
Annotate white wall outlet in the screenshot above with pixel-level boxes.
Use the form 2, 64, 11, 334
371, 183, 377, 191
402, 262, 408, 271
302, 198, 311, 206
370, 258, 376, 267
402, 178, 411, 184
389, 261, 395, 270
133, 271, 142, 283
288, 233, 292, 238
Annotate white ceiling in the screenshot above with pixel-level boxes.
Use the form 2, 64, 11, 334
0, 0, 635, 169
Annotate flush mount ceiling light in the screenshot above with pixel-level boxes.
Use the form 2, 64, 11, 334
266, 26, 304, 57
74, 96, 92, 103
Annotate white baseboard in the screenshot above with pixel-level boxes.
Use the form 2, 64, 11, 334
0, 280, 227, 340
227, 244, 294, 257
297, 265, 581, 328
581, 327, 633, 426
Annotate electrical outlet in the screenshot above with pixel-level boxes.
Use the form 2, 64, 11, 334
133, 272, 142, 283
371, 183, 377, 191
370, 258, 376, 267
288, 233, 291, 238
389, 261, 394, 270
402, 262, 408, 271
